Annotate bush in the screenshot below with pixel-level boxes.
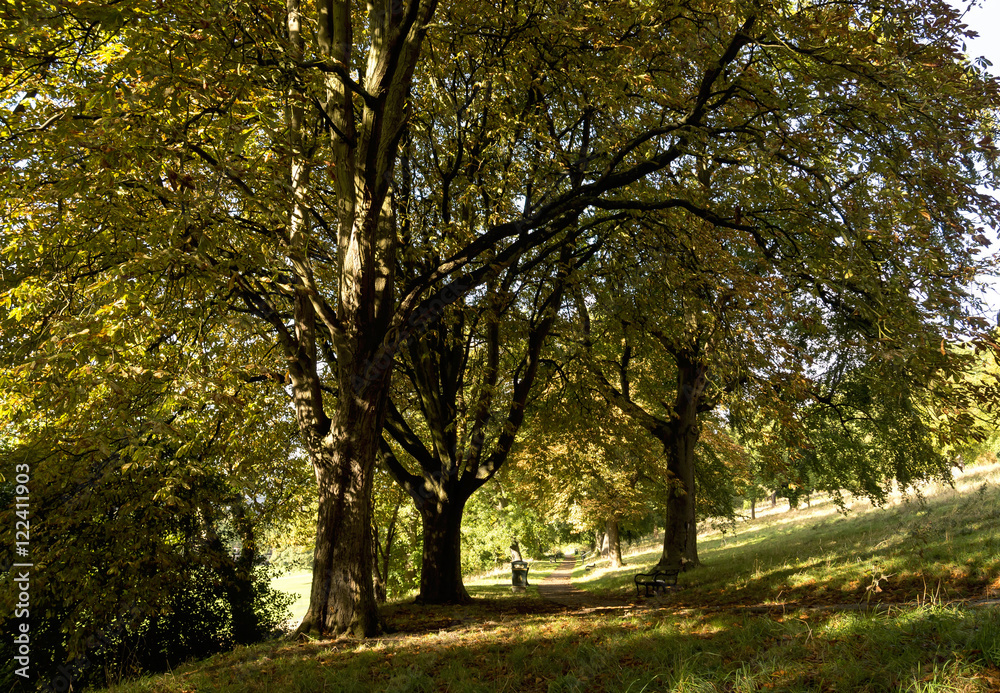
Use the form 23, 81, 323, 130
0, 557, 292, 692
0, 447, 293, 692
127, 559, 293, 673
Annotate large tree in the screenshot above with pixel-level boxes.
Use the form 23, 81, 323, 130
380, 240, 585, 603
567, 0, 1000, 565
3, 0, 997, 636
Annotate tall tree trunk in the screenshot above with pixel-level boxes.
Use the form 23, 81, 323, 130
280, 0, 436, 636
606, 517, 623, 568
383, 463, 483, 604
297, 376, 388, 637
656, 355, 707, 572
414, 494, 471, 604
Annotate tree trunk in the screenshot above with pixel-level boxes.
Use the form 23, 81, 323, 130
414, 493, 471, 604
750, 497, 756, 520
297, 382, 387, 637
605, 517, 623, 568
658, 435, 695, 571
373, 495, 402, 604
280, 0, 435, 637
581, 302, 710, 575
299, 450, 380, 637
656, 355, 707, 573
684, 476, 699, 566
230, 501, 259, 643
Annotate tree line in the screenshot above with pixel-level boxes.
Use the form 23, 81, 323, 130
2, 0, 999, 687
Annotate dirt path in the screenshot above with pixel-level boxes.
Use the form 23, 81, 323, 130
536, 557, 636, 611
535, 557, 586, 605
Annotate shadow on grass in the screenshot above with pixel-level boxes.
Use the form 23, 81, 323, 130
108, 602, 1000, 693
112, 469, 1000, 692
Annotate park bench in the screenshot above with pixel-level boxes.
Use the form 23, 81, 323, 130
634, 569, 679, 597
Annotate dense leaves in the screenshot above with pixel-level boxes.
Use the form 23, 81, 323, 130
2, 0, 998, 656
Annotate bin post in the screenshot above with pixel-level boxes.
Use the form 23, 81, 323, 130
511, 560, 529, 592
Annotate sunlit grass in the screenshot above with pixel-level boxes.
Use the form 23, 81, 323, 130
269, 571, 312, 627
574, 464, 1000, 610
111, 463, 1000, 693
105, 603, 1000, 692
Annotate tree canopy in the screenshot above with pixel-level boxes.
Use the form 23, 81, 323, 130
2, 0, 998, 649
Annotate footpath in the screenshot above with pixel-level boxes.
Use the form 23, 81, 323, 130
536, 557, 633, 611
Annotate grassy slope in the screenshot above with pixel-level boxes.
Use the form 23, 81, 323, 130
106, 465, 1000, 693
576, 465, 1000, 609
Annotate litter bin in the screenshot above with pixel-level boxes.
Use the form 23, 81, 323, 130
511, 560, 530, 589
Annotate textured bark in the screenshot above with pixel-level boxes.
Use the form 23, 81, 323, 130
655, 354, 707, 573
605, 517, 623, 568
297, 385, 386, 637
414, 496, 471, 604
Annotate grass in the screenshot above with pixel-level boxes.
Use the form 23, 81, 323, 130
270, 558, 567, 629
103, 604, 1000, 692
575, 464, 1000, 610
269, 571, 313, 627
110, 464, 1000, 692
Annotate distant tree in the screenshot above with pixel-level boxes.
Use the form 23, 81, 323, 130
509, 357, 663, 569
